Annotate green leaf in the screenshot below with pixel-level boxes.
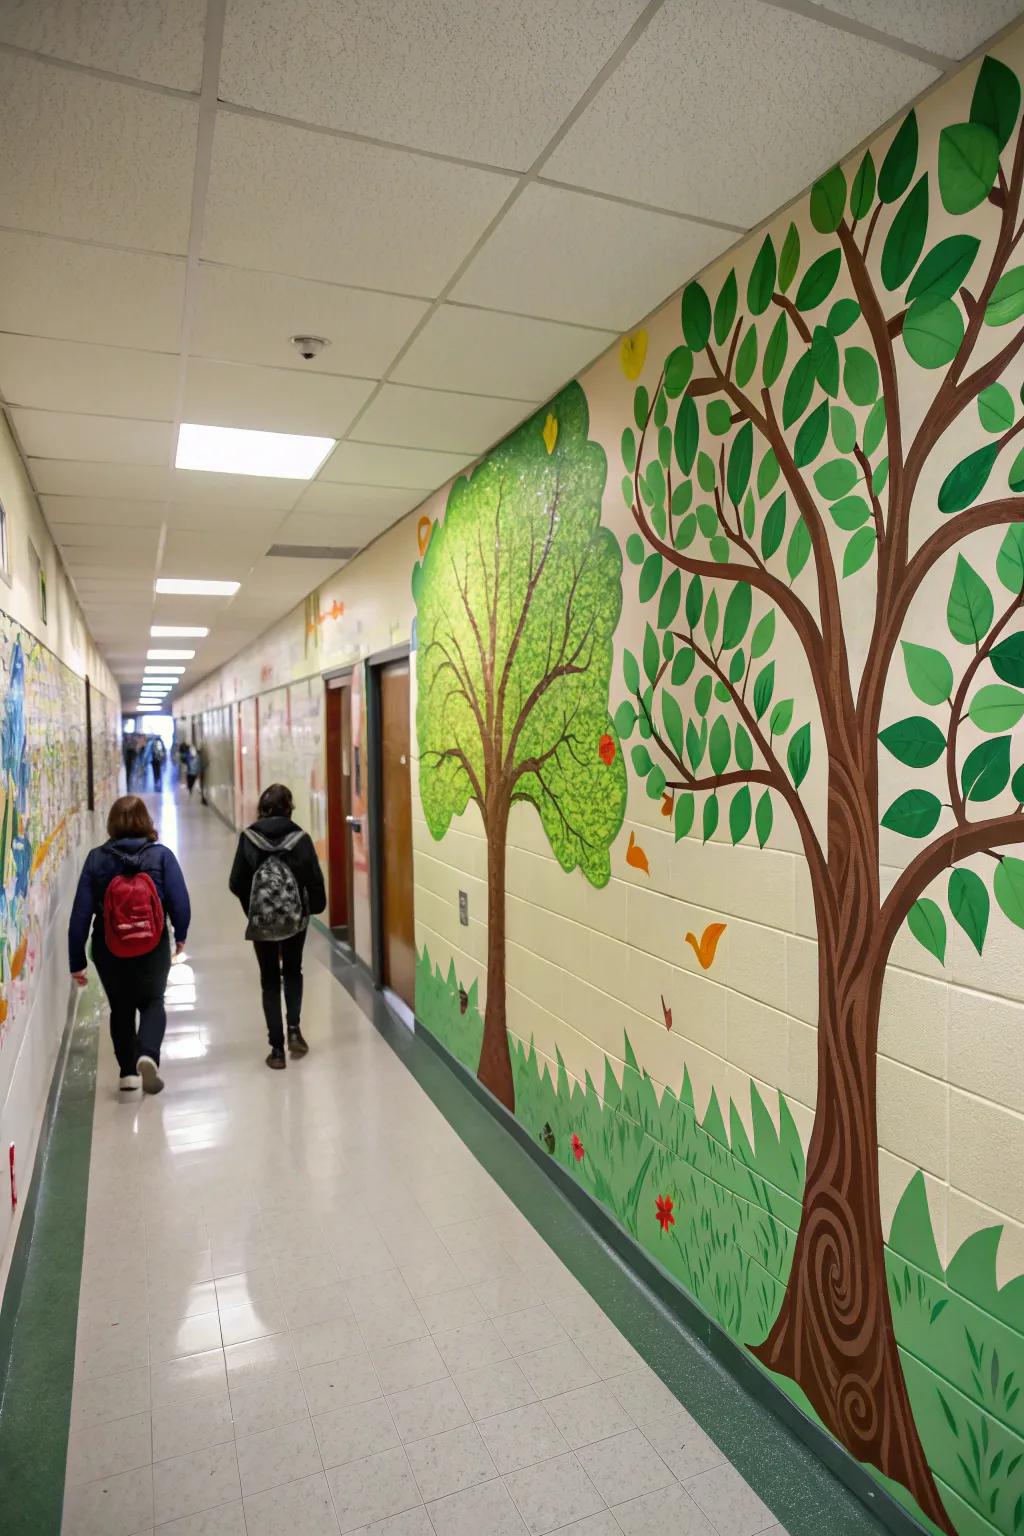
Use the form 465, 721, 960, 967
751, 610, 775, 658
763, 313, 789, 388
709, 534, 730, 563
662, 692, 684, 758
757, 450, 780, 498
727, 422, 753, 506
984, 266, 1024, 327
787, 518, 812, 579
830, 495, 871, 530
643, 623, 660, 684
830, 407, 856, 453
882, 788, 943, 838
879, 715, 947, 767
729, 646, 745, 683
961, 734, 1012, 800
761, 495, 786, 560
939, 122, 1001, 213
709, 715, 732, 774
682, 283, 711, 350
810, 165, 847, 233
747, 235, 777, 316
755, 790, 774, 847
735, 325, 758, 388
694, 674, 712, 716
639, 553, 663, 603
902, 641, 954, 705
971, 56, 1021, 151
753, 662, 775, 719
657, 569, 681, 629
625, 534, 645, 566
787, 722, 811, 786
968, 683, 1024, 731
778, 223, 800, 294
674, 513, 697, 550
674, 395, 699, 474
793, 400, 829, 467
704, 590, 719, 646
851, 150, 876, 219
908, 898, 946, 963
827, 299, 860, 337
947, 554, 994, 645
671, 645, 695, 686
634, 386, 650, 431
1010, 444, 1024, 493
685, 575, 703, 628
881, 175, 929, 291
729, 785, 752, 844
769, 698, 793, 735
996, 523, 1024, 592
658, 424, 671, 465
702, 794, 719, 842
722, 582, 752, 649
714, 269, 738, 345
903, 296, 965, 369
622, 428, 636, 471
814, 457, 858, 499
980, 383, 1015, 433
674, 792, 695, 841
697, 452, 716, 493
906, 234, 980, 302
795, 249, 842, 311
863, 398, 887, 456
782, 351, 815, 427
949, 867, 990, 954
686, 718, 705, 768
879, 111, 918, 203
1013, 762, 1024, 802
994, 855, 1024, 928
843, 527, 876, 578
623, 649, 640, 695
654, 389, 668, 428
706, 399, 732, 435
646, 764, 666, 800
873, 456, 889, 494
631, 744, 653, 777
937, 443, 999, 513
665, 346, 693, 398
843, 347, 879, 406
811, 325, 840, 396
989, 631, 1024, 684
613, 700, 637, 739
735, 723, 754, 770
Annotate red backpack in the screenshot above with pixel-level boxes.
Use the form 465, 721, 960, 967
103, 854, 165, 958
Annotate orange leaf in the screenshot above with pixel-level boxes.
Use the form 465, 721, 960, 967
626, 830, 649, 876
417, 516, 433, 556
10, 936, 28, 980
660, 791, 674, 817
684, 922, 727, 970
660, 994, 673, 1031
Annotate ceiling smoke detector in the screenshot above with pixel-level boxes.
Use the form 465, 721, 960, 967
289, 334, 330, 362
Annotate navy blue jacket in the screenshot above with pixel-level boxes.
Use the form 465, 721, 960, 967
68, 837, 191, 972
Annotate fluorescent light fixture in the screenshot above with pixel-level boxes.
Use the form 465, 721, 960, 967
148, 649, 195, 660
155, 578, 240, 597
175, 422, 334, 480
150, 625, 209, 638
136, 706, 163, 714
144, 669, 184, 678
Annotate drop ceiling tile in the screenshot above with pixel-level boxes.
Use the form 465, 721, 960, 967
0, 0, 206, 89
193, 264, 428, 377
159, 534, 261, 579
815, 1, 1024, 58
273, 510, 397, 548
63, 546, 155, 571
453, 182, 731, 330
393, 304, 615, 399
0, 335, 178, 419
318, 440, 467, 489
351, 384, 531, 454
202, 110, 512, 293
219, 0, 646, 167
40, 495, 170, 527
31, 462, 173, 499
13, 409, 172, 465
167, 468, 301, 509
0, 232, 185, 351
164, 503, 285, 534
0, 55, 198, 250
544, 0, 937, 228
182, 357, 372, 437
50, 521, 160, 551
294, 482, 424, 519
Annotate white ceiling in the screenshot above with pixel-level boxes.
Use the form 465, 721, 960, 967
1, 0, 1022, 705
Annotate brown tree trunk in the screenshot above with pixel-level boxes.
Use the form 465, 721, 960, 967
752, 786, 954, 1534
477, 797, 514, 1112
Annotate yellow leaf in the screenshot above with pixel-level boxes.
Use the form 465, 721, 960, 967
620, 328, 648, 381
417, 515, 433, 556
542, 413, 558, 455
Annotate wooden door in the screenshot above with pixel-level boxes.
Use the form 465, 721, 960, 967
378, 660, 415, 1006
325, 679, 354, 933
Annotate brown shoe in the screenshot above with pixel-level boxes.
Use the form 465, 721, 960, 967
287, 1030, 309, 1057
266, 1048, 286, 1070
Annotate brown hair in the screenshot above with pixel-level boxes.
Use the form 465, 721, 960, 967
107, 795, 158, 842
257, 783, 294, 818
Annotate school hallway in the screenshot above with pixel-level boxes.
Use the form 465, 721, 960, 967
0, 786, 881, 1536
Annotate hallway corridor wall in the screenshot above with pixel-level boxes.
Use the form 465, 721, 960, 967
0, 417, 119, 1292
174, 34, 1024, 1536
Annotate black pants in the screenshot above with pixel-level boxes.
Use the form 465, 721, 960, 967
253, 930, 306, 1048
92, 930, 171, 1075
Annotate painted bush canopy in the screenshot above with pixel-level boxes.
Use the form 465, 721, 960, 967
415, 51, 1024, 1536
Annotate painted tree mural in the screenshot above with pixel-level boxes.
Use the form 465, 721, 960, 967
619, 57, 1024, 1534
416, 382, 627, 1112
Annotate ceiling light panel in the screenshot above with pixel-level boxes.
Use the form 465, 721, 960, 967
175, 422, 334, 479
147, 648, 195, 659
155, 578, 240, 596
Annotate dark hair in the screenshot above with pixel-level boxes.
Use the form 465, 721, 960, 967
107, 795, 158, 842
258, 783, 294, 819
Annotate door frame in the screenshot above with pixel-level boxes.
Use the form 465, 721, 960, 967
323, 665, 355, 936
366, 643, 411, 991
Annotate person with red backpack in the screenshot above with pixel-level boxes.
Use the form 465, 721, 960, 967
68, 795, 191, 1094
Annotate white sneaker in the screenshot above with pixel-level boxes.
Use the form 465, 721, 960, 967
137, 1056, 164, 1095
119, 1074, 140, 1091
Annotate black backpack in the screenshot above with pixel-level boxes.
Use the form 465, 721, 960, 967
243, 829, 307, 941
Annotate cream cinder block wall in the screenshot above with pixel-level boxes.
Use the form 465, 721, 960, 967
0, 414, 119, 1292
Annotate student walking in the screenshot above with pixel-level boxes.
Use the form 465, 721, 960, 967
69, 796, 191, 1094
229, 784, 326, 1070
182, 743, 199, 796
151, 736, 166, 790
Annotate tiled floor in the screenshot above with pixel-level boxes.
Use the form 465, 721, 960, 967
61, 790, 787, 1536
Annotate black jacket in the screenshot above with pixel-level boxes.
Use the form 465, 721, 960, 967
229, 816, 326, 919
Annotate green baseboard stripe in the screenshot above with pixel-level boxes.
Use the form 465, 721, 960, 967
0, 981, 101, 1535
312, 933, 898, 1536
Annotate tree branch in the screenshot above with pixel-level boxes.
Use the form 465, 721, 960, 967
770, 292, 811, 345
946, 590, 1023, 820
881, 810, 1024, 956
420, 745, 485, 809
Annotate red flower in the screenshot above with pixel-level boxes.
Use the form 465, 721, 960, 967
598, 733, 615, 766
571, 1133, 585, 1162
655, 1194, 675, 1233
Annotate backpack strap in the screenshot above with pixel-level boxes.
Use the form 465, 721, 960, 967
243, 829, 274, 853
280, 831, 306, 852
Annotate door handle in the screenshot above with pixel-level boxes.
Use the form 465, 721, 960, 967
345, 815, 362, 831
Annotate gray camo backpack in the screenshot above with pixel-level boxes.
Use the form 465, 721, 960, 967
244, 829, 307, 941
